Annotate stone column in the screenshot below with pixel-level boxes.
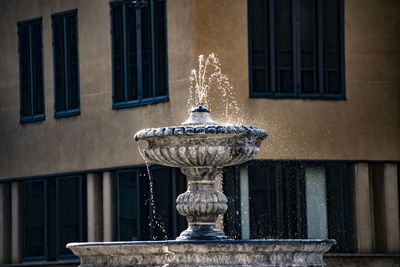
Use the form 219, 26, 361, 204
176, 167, 228, 240
103, 171, 114, 241
215, 171, 224, 232
239, 165, 250, 240
11, 182, 21, 263
87, 173, 103, 242
350, 163, 373, 253
0, 183, 11, 264
383, 164, 400, 252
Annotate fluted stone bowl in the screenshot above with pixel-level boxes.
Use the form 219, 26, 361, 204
134, 107, 268, 168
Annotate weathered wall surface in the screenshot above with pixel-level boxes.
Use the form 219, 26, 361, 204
0, 0, 194, 179
193, 0, 400, 161
0, 0, 399, 179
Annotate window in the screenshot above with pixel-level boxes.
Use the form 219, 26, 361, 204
248, 0, 345, 99
22, 180, 46, 260
224, 161, 351, 252
52, 10, 80, 118
114, 166, 186, 241
110, 0, 168, 109
21, 176, 86, 261
18, 18, 45, 123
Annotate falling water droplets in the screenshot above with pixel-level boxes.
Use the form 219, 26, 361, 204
137, 142, 169, 240
187, 53, 242, 124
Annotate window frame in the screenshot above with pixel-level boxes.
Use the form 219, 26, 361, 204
248, 0, 346, 100
114, 168, 142, 241
55, 175, 85, 260
21, 175, 86, 262
110, 0, 169, 109
17, 17, 45, 123
114, 166, 186, 241
51, 9, 81, 118
21, 180, 48, 262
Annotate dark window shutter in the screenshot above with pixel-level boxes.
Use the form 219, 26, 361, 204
18, 19, 44, 121
116, 170, 140, 241
31, 21, 44, 115
19, 24, 32, 117
66, 14, 79, 110
300, 0, 317, 94
250, 0, 269, 93
324, 0, 341, 94
223, 166, 242, 239
127, 3, 138, 101
326, 163, 350, 252
150, 167, 174, 240
53, 10, 79, 115
141, 1, 153, 99
154, 0, 167, 97
57, 177, 81, 256
112, 4, 125, 103
23, 181, 46, 259
53, 16, 66, 112
275, 0, 293, 93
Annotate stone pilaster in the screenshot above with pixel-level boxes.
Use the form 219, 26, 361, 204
102, 171, 114, 242
214, 170, 224, 232
350, 163, 373, 252
87, 173, 103, 242
11, 182, 21, 263
383, 164, 400, 252
0, 183, 11, 264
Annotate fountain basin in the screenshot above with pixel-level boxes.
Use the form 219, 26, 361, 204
67, 239, 335, 267
134, 125, 268, 168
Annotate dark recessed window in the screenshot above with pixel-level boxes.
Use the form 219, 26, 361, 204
17, 18, 45, 123
110, 0, 168, 109
114, 166, 186, 241
52, 10, 80, 118
223, 161, 351, 253
248, 0, 345, 99
22, 180, 46, 260
21, 176, 86, 262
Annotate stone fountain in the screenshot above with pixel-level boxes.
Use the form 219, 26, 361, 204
67, 105, 335, 266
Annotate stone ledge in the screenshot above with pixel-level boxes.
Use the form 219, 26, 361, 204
67, 239, 335, 267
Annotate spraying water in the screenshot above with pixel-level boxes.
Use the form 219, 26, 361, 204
136, 54, 247, 240
137, 142, 169, 240
187, 53, 241, 124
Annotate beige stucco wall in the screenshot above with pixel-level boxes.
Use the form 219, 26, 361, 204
192, 0, 400, 161
0, 0, 399, 180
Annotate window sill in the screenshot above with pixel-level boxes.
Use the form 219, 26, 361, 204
112, 96, 169, 110
249, 92, 346, 100
20, 114, 45, 124
55, 109, 80, 118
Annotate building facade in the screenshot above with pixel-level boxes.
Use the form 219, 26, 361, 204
0, 0, 399, 266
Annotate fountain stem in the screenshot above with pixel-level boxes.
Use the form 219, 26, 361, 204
176, 167, 227, 240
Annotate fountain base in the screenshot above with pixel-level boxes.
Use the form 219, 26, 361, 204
176, 224, 227, 240
67, 239, 335, 266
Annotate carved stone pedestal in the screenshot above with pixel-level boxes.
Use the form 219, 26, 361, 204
176, 167, 227, 240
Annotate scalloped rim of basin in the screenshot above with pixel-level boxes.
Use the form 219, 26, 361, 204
134, 125, 268, 142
